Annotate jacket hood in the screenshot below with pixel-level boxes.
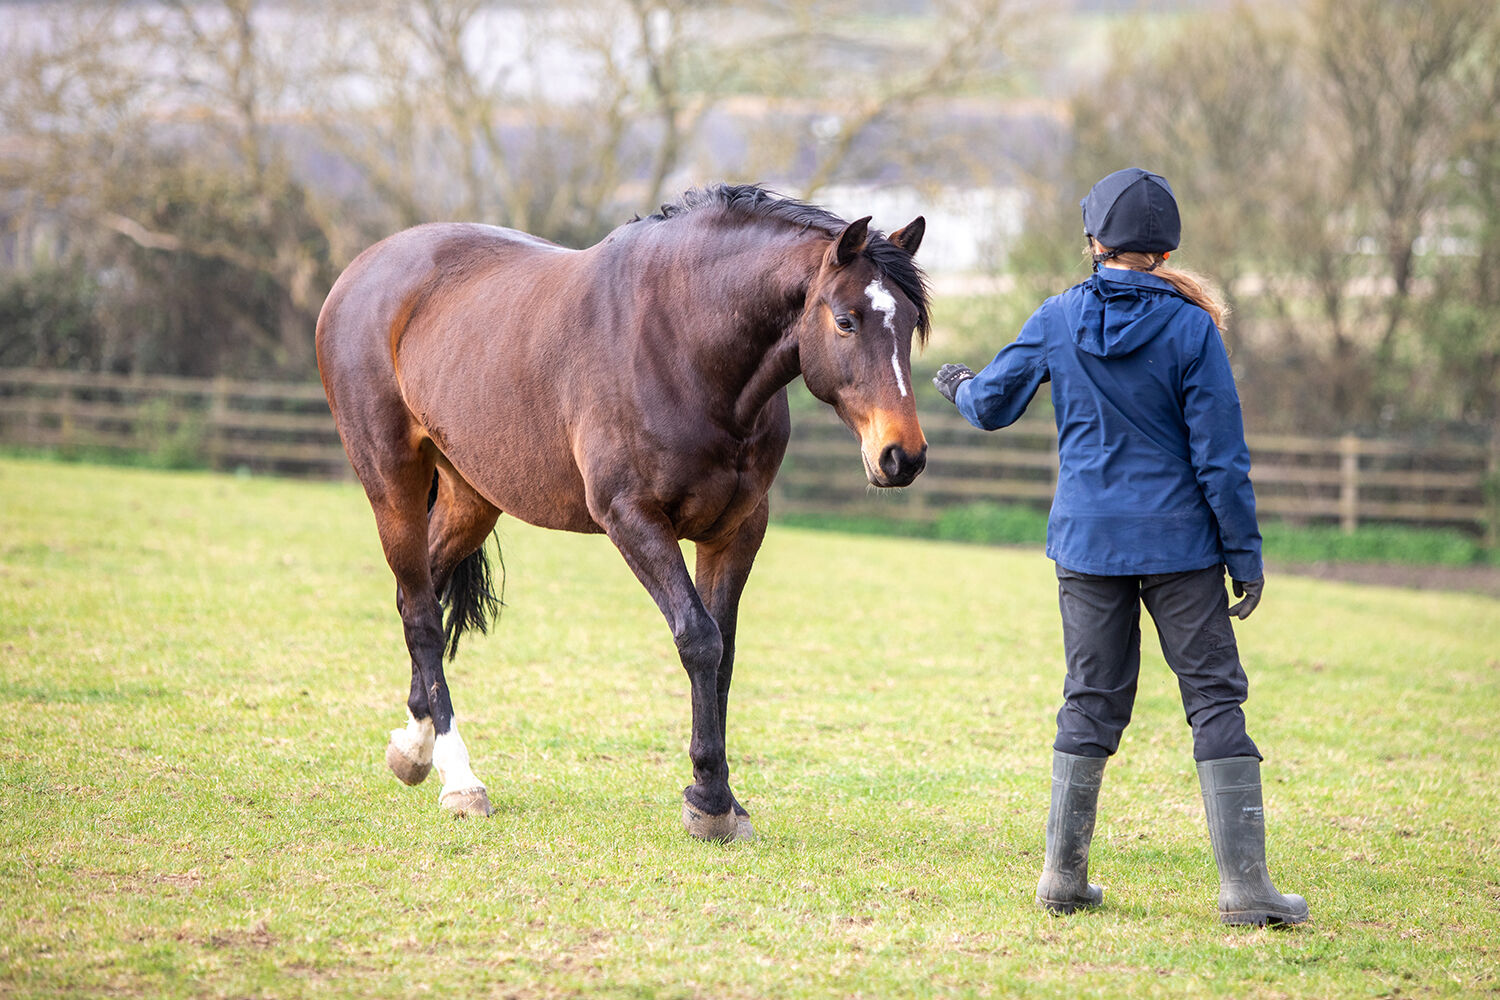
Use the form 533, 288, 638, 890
1073, 268, 1187, 358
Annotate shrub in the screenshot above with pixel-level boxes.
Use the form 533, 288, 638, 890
1260, 521, 1482, 566
934, 502, 1049, 545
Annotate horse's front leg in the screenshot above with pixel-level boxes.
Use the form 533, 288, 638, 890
595, 498, 740, 841
693, 497, 770, 842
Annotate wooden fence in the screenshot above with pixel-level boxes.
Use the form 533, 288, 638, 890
777, 408, 1499, 540
2, 367, 1496, 539
0, 368, 347, 477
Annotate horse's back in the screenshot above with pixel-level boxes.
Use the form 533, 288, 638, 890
317, 223, 602, 530
316, 216, 792, 541
318, 222, 578, 406
320, 223, 565, 349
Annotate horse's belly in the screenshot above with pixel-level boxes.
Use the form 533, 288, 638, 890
444, 430, 763, 541
484, 480, 601, 535
438, 420, 602, 534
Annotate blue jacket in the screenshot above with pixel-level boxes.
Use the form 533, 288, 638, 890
953, 267, 1262, 581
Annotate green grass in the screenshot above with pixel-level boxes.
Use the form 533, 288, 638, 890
2, 458, 1498, 998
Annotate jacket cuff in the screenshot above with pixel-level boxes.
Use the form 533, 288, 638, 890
1225, 552, 1263, 583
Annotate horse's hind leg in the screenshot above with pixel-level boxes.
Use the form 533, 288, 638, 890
365, 448, 495, 818
419, 466, 501, 817
360, 452, 443, 789
386, 469, 498, 788
383, 471, 445, 788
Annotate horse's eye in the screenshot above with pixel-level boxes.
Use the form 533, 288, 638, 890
834, 313, 857, 335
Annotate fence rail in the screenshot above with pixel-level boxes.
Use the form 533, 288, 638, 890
774, 408, 1498, 540
1, 367, 1495, 539
0, 368, 349, 477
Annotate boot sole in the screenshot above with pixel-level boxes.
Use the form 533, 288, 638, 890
1036, 897, 1103, 916
1221, 909, 1310, 927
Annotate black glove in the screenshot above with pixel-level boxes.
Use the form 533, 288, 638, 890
1228, 576, 1264, 620
933, 363, 975, 404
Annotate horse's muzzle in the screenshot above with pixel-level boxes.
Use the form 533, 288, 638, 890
871, 441, 927, 488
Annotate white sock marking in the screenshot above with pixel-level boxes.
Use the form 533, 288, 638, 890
866, 277, 908, 397
391, 712, 435, 764
433, 727, 483, 793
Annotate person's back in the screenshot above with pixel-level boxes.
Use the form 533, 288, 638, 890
958, 263, 1260, 580
932, 167, 1307, 927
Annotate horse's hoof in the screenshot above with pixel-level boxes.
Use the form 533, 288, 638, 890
440, 786, 494, 818
734, 813, 756, 842
681, 801, 741, 842
386, 738, 432, 786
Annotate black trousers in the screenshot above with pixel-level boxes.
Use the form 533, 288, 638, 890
1054, 564, 1261, 762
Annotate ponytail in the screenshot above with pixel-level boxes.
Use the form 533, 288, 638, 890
1154, 263, 1230, 333
1087, 243, 1230, 333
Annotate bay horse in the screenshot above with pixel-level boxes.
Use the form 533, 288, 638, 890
316, 184, 929, 841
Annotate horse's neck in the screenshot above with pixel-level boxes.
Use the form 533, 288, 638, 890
621, 220, 819, 433
713, 238, 820, 432
730, 333, 801, 431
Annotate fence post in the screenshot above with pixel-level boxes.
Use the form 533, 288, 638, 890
1339, 434, 1360, 534
58, 378, 75, 452
208, 376, 229, 470
23, 375, 42, 444
1487, 423, 1500, 551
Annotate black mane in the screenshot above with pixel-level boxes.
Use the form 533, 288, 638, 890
643, 183, 931, 343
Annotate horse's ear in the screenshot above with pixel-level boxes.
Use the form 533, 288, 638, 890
889, 216, 925, 257
826, 216, 871, 268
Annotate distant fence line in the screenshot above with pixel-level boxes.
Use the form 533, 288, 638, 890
0, 368, 344, 475
2, 367, 1496, 541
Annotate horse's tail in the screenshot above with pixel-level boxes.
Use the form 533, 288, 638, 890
429, 475, 503, 661
442, 536, 504, 661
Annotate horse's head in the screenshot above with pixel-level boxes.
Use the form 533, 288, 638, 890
796, 215, 929, 488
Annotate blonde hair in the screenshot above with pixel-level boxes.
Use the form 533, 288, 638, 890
1088, 241, 1230, 333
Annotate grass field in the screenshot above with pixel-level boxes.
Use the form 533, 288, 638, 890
2, 457, 1498, 999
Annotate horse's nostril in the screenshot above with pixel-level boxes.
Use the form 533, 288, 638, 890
879, 444, 901, 479
878, 443, 926, 483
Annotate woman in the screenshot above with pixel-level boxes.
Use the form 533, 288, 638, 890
933, 168, 1307, 926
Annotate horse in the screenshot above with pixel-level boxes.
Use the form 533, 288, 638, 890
315, 183, 929, 842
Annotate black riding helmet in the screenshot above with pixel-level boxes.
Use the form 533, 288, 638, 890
1081, 168, 1181, 258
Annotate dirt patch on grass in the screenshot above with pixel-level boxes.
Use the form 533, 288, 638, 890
157, 871, 204, 890
208, 920, 276, 950
1274, 561, 1500, 598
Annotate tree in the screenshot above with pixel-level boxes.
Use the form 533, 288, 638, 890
1066, 0, 1500, 434
1310, 0, 1486, 358
0, 0, 1038, 380
733, 0, 1038, 202
1410, 5, 1500, 428
0, 0, 348, 377
316, 0, 1039, 244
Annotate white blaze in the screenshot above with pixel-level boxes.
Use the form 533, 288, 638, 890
865, 278, 908, 397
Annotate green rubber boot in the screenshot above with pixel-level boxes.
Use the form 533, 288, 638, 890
1035, 751, 1106, 915
1197, 756, 1310, 926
